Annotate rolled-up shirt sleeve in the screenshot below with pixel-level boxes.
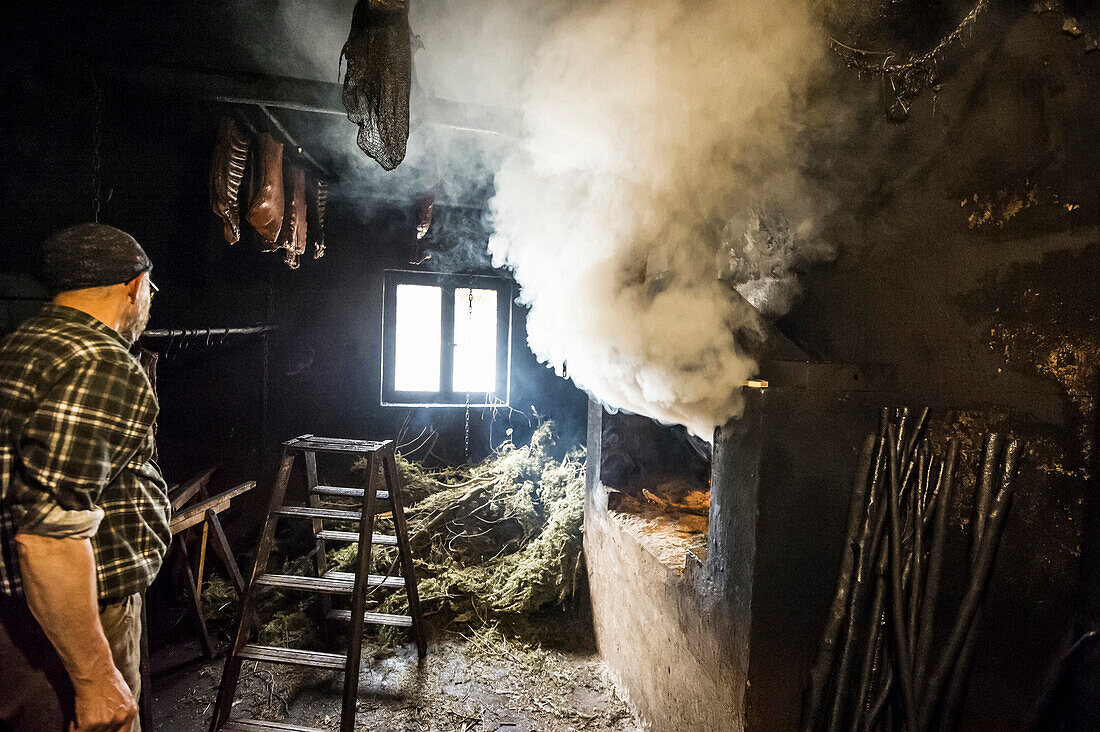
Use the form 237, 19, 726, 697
9, 356, 155, 539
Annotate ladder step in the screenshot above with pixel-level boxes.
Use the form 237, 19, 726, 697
237, 644, 346, 670
284, 435, 390, 454
223, 718, 325, 731
255, 573, 405, 593
254, 574, 354, 593
274, 506, 360, 522
317, 529, 397, 545
327, 609, 414, 627
312, 485, 389, 500
322, 569, 406, 589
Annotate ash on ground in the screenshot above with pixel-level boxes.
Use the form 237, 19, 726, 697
150, 628, 639, 731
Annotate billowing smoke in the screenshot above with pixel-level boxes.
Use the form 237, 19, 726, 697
255, 0, 837, 439
479, 0, 834, 438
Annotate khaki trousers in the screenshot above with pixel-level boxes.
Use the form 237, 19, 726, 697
0, 592, 144, 732
99, 593, 143, 732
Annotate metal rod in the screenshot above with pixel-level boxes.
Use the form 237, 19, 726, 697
257, 105, 338, 182
141, 325, 275, 339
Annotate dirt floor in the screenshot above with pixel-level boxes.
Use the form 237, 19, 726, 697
149, 628, 640, 731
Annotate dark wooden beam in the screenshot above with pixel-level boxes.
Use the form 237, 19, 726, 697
107, 61, 345, 116
106, 61, 522, 137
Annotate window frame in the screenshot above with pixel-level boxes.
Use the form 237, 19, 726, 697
381, 269, 513, 407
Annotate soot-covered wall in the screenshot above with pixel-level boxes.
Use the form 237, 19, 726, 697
775, 8, 1100, 728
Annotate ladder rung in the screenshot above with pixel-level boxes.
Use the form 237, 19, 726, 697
255, 573, 404, 593
284, 435, 390, 454
312, 485, 389, 500
322, 569, 405, 589
237, 644, 346, 670
317, 530, 397, 545
327, 609, 414, 627
223, 719, 325, 731
274, 506, 360, 522
254, 574, 353, 593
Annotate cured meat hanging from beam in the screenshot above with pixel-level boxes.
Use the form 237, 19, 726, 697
246, 133, 285, 245
209, 118, 250, 245
278, 165, 307, 269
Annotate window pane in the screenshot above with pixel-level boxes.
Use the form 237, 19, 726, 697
453, 288, 498, 393
394, 284, 442, 392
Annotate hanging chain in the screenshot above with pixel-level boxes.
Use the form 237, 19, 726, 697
462, 289, 475, 462
464, 393, 471, 463
90, 68, 104, 222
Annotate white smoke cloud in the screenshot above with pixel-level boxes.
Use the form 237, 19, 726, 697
482, 0, 833, 438
260, 0, 834, 439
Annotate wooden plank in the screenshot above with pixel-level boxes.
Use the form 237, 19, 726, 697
109, 62, 523, 138
172, 498, 229, 534
177, 535, 213, 658
304, 450, 334, 641
223, 720, 324, 732
254, 574, 352, 594
211, 451, 296, 732
316, 530, 397, 546
384, 449, 428, 660
197, 520, 210, 591
321, 570, 405, 589
341, 452, 380, 732
283, 435, 391, 453
170, 465, 218, 510
327, 609, 413, 627
273, 506, 360, 522
312, 485, 390, 500
206, 510, 246, 596
109, 62, 345, 117
170, 481, 256, 534
255, 572, 404, 592
237, 644, 346, 670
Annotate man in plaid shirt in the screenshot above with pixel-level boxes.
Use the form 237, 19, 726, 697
0, 224, 170, 732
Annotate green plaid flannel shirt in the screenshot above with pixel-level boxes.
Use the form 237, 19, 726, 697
0, 304, 170, 603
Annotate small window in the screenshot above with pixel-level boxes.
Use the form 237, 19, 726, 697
382, 270, 512, 406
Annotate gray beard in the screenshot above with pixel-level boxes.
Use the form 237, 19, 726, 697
120, 299, 151, 342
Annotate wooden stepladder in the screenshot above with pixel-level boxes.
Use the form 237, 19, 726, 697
210, 435, 427, 732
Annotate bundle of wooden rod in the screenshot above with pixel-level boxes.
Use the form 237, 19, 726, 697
801, 407, 1022, 732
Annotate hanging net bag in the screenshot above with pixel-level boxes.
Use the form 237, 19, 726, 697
341, 0, 412, 171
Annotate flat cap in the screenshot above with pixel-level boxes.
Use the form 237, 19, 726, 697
42, 223, 153, 292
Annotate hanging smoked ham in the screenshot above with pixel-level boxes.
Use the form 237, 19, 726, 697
278, 165, 308, 269
247, 133, 285, 245
209, 118, 250, 245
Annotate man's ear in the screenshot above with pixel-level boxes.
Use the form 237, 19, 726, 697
124, 272, 146, 302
